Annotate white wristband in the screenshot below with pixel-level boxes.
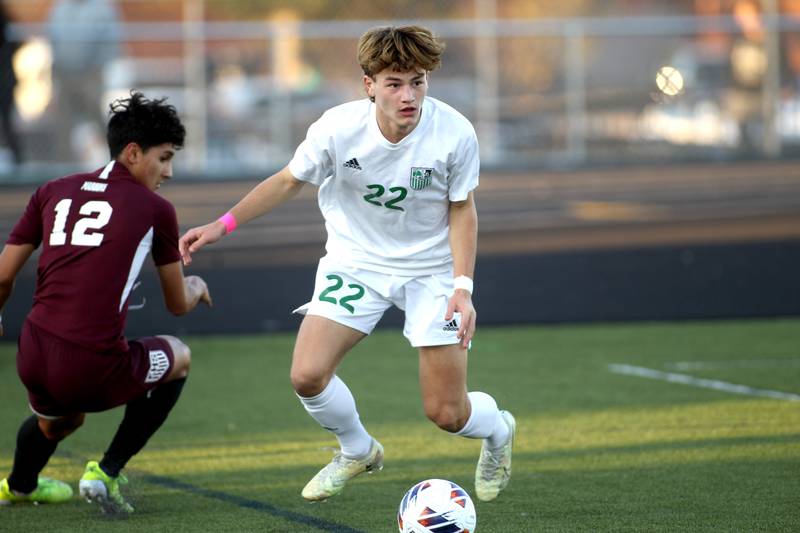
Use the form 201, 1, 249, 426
453, 275, 473, 294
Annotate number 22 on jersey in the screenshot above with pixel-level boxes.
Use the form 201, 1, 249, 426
50, 198, 113, 247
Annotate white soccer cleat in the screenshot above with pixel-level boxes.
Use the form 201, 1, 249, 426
301, 439, 384, 501
475, 410, 516, 502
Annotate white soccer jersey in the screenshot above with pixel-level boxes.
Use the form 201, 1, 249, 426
288, 97, 479, 276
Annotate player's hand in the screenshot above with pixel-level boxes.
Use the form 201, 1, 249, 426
445, 289, 476, 349
179, 221, 226, 266
0, 316, 4, 337
186, 275, 212, 307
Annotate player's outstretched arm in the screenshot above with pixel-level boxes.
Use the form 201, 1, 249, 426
179, 166, 305, 265
157, 262, 212, 316
446, 193, 478, 348
0, 244, 35, 337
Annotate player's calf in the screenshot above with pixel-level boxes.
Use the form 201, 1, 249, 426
99, 377, 188, 478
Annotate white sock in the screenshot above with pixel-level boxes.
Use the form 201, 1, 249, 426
456, 391, 510, 449
297, 374, 372, 459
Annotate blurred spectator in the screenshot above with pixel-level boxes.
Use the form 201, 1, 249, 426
47, 0, 121, 164
786, 0, 800, 93
0, 2, 21, 166
728, 0, 766, 150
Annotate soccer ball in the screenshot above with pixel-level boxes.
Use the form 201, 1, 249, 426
397, 479, 477, 533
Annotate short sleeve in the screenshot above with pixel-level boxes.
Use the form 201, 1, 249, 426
151, 199, 181, 266
447, 129, 480, 201
287, 116, 335, 186
7, 187, 45, 248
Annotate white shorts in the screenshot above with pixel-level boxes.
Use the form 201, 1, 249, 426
293, 257, 461, 347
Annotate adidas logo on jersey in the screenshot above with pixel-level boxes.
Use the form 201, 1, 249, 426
442, 319, 459, 332
343, 158, 362, 170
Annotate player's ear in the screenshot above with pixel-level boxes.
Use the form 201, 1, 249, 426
121, 142, 142, 164
363, 74, 375, 101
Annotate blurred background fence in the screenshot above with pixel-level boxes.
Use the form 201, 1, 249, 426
1, 0, 800, 337
1, 0, 800, 179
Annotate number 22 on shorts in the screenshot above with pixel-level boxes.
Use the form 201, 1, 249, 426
318, 274, 365, 314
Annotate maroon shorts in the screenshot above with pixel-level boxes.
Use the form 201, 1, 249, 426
17, 319, 175, 417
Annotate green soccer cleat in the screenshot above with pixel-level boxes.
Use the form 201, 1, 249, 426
78, 461, 133, 514
475, 410, 516, 502
301, 439, 384, 501
0, 476, 73, 505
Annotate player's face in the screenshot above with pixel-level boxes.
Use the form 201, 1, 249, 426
133, 143, 176, 191
365, 67, 428, 142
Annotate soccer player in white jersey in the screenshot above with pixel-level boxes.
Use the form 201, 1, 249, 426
179, 25, 515, 503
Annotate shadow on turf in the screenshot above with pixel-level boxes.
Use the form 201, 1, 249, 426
142, 474, 366, 533
48, 448, 366, 532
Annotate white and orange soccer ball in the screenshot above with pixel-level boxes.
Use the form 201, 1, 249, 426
397, 479, 477, 533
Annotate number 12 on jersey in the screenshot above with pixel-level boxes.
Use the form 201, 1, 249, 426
50, 198, 113, 247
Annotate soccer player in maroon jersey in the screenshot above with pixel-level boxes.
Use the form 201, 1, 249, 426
0, 91, 211, 513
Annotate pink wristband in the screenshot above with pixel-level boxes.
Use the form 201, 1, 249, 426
218, 212, 237, 234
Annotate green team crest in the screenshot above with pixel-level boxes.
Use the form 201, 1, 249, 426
410, 167, 434, 190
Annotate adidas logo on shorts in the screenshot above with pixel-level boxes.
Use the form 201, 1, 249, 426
442, 319, 459, 332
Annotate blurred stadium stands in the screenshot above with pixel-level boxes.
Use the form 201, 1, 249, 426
0, 0, 799, 175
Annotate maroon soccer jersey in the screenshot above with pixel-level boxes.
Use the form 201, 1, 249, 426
7, 161, 181, 352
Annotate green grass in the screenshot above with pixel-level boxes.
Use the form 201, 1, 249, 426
1, 318, 799, 532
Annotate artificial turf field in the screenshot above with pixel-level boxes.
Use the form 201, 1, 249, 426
1, 318, 799, 532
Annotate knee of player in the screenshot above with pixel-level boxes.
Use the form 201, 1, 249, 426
165, 336, 192, 377
40, 413, 85, 441
176, 344, 191, 376
424, 404, 468, 433
289, 369, 327, 397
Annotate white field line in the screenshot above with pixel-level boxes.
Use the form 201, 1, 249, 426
666, 359, 800, 371
608, 363, 800, 402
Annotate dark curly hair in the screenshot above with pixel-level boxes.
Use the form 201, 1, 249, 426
106, 91, 186, 158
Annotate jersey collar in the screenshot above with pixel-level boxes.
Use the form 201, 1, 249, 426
369, 98, 432, 150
